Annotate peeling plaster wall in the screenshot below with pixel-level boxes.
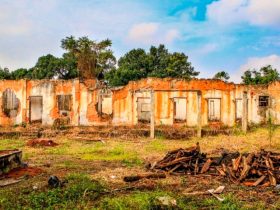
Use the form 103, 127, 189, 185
268, 81, 280, 124
0, 80, 26, 126
27, 81, 55, 125
0, 78, 280, 127
112, 78, 280, 127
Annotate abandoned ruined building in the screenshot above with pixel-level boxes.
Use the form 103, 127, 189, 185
0, 78, 279, 127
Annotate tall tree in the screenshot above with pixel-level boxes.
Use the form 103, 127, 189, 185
213, 71, 230, 81
105, 44, 198, 86
61, 36, 116, 79
241, 65, 279, 85
31, 54, 61, 79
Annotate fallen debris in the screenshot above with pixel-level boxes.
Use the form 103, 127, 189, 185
0, 178, 24, 187
72, 136, 105, 144
214, 149, 280, 186
149, 144, 280, 187
208, 186, 225, 202
0, 150, 22, 175
27, 139, 58, 147
48, 175, 62, 188
150, 143, 211, 175
124, 173, 166, 182
183, 186, 225, 196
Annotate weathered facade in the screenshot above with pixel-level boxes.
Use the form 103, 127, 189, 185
0, 78, 279, 127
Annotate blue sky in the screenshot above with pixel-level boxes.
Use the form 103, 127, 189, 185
1, 0, 280, 82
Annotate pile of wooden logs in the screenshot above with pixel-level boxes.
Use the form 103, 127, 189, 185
215, 149, 280, 186
149, 144, 280, 186
151, 143, 212, 175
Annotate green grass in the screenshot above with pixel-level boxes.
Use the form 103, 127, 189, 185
96, 191, 269, 210
145, 139, 167, 152
0, 139, 25, 150
45, 141, 143, 166
0, 173, 105, 210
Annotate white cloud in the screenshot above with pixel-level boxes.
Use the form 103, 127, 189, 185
247, 0, 280, 26
239, 54, 280, 71
207, 0, 280, 27
128, 23, 159, 44
127, 22, 179, 45
164, 29, 180, 43
0, 0, 153, 70
232, 54, 280, 82
195, 43, 218, 54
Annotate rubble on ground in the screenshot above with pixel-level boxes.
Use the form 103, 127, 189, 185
148, 143, 280, 187
0, 150, 22, 175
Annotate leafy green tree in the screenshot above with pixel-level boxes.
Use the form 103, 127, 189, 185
10, 68, 31, 80
213, 71, 230, 81
61, 36, 116, 79
105, 44, 198, 86
0, 67, 11, 79
105, 49, 150, 86
56, 53, 78, 80
241, 65, 279, 85
31, 54, 61, 79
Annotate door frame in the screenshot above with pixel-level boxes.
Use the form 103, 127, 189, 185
29, 96, 43, 123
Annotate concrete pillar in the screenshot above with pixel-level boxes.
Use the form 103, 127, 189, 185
150, 90, 155, 139
242, 91, 248, 133
197, 91, 202, 138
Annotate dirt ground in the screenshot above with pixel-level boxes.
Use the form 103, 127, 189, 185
1, 126, 280, 209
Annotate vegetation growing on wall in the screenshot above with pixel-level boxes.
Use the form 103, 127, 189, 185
213, 71, 230, 81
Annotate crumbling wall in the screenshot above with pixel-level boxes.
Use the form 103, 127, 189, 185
0, 77, 279, 127
0, 80, 26, 126
268, 81, 280, 125
112, 78, 237, 127
235, 84, 270, 125
27, 80, 55, 125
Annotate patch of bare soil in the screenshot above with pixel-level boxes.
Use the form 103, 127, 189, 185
27, 139, 58, 147
0, 167, 43, 179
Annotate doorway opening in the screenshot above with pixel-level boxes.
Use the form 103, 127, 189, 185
173, 98, 187, 123
29, 96, 43, 123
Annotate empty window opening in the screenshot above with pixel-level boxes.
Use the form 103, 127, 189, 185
137, 97, 151, 123
101, 95, 112, 115
235, 99, 242, 121
208, 98, 221, 122
2, 89, 19, 118
57, 95, 72, 116
173, 98, 187, 123
29, 96, 43, 123
259, 96, 269, 107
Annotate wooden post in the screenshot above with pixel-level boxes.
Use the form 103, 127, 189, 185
197, 91, 202, 138
150, 90, 155, 139
98, 90, 102, 117
242, 91, 248, 133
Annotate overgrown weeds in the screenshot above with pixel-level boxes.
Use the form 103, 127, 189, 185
0, 173, 105, 210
